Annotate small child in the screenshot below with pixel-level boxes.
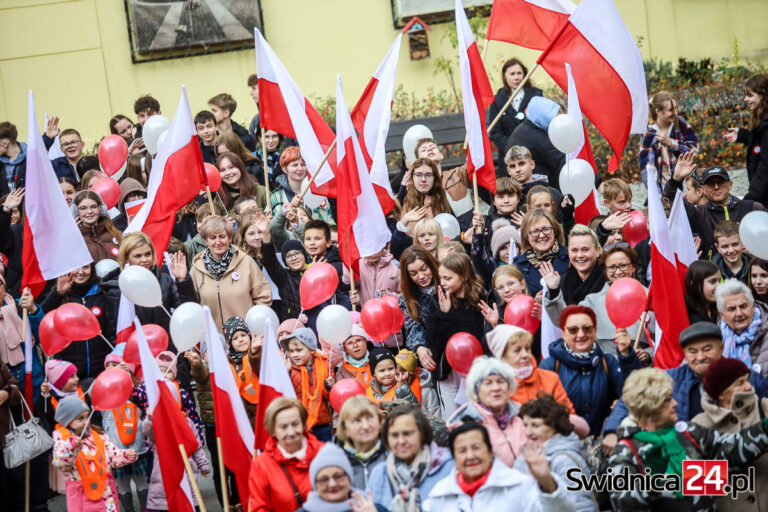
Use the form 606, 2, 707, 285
38, 359, 84, 428
395, 348, 434, 410
526, 184, 575, 238
223, 316, 262, 424
304, 219, 344, 283
713, 220, 749, 283
365, 347, 418, 405
595, 178, 633, 244
52, 395, 137, 511
684, 171, 707, 205
335, 325, 373, 388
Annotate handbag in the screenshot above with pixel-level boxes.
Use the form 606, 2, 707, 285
4, 395, 53, 468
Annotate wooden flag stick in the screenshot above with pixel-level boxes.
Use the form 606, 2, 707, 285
260, 127, 271, 208
298, 140, 337, 201
472, 173, 481, 234
205, 185, 215, 213
216, 437, 230, 512
633, 310, 649, 351
347, 230, 357, 312
25, 459, 30, 512
179, 443, 207, 512
486, 63, 540, 134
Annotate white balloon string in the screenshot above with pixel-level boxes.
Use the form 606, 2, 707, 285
98, 333, 115, 350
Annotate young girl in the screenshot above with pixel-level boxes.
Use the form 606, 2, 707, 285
684, 260, 721, 324
749, 258, 768, 303
38, 359, 84, 424
399, 158, 451, 232
214, 130, 262, 180
223, 316, 262, 424
478, 264, 530, 329
52, 395, 137, 512
216, 152, 267, 213
365, 347, 419, 405
471, 213, 520, 286
71, 190, 123, 262
335, 324, 373, 388
412, 218, 445, 259
398, 247, 440, 368
235, 211, 268, 268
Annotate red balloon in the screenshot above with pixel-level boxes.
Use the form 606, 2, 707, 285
123, 325, 169, 365
54, 303, 101, 341
445, 332, 483, 376
503, 295, 540, 334
91, 368, 134, 411
381, 295, 404, 333
606, 278, 647, 328
361, 298, 396, 343
330, 378, 366, 412
622, 210, 650, 247
40, 311, 72, 355
204, 163, 222, 193
98, 135, 128, 177
300, 262, 339, 310
91, 177, 121, 209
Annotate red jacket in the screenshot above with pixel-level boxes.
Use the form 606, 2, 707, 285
248, 434, 324, 512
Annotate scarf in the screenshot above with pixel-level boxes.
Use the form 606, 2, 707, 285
525, 241, 560, 269
561, 264, 606, 306
385, 444, 431, 512
633, 426, 687, 497
277, 436, 307, 461
457, 466, 491, 498
228, 349, 247, 366
344, 440, 381, 463
301, 491, 355, 512
203, 246, 234, 281
721, 307, 762, 368
564, 342, 596, 360
515, 364, 534, 380
345, 352, 369, 368
478, 401, 513, 430
0, 293, 24, 366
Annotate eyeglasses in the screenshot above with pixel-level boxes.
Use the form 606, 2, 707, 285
413, 173, 434, 181
344, 338, 364, 347
528, 226, 553, 238
285, 251, 303, 261
605, 262, 632, 273
565, 325, 595, 335
61, 140, 82, 148
315, 472, 348, 487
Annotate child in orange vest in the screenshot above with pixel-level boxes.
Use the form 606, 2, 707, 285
335, 324, 373, 388
52, 395, 137, 512
366, 347, 419, 405
223, 316, 261, 425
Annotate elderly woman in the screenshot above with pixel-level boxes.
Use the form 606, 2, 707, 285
336, 326, 373, 389
609, 367, 768, 512
429, 421, 575, 511
447, 356, 525, 467
543, 244, 654, 359
72, 190, 123, 261
366, 404, 454, 511
540, 305, 641, 436
336, 395, 387, 489
716, 278, 768, 378
248, 398, 325, 512
512, 209, 568, 295
190, 215, 272, 329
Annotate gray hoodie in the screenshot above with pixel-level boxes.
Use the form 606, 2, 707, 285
0, 141, 27, 190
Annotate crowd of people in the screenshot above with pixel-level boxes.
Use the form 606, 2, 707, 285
0, 62, 767, 512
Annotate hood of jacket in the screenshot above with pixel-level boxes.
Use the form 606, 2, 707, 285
275, 173, 297, 201
544, 432, 582, 457
0, 142, 27, 165
363, 249, 394, 267
547, 338, 608, 371
118, 177, 147, 211
323, 245, 343, 266
525, 97, 560, 131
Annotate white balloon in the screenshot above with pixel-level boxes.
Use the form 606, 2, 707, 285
245, 305, 279, 336
301, 177, 326, 210
548, 114, 582, 154
434, 213, 461, 240
143, 115, 170, 156
118, 265, 162, 307
156, 129, 169, 155
170, 302, 206, 352
402, 124, 434, 165
739, 211, 768, 260
316, 305, 352, 344
558, 159, 594, 205
94, 259, 120, 279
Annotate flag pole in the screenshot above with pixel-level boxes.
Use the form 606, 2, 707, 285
472, 173, 481, 234
486, 63, 540, 134
347, 230, 357, 312
298, 140, 337, 201
634, 288, 653, 351
179, 443, 207, 512
260, 128, 271, 209
216, 437, 230, 512
205, 185, 215, 213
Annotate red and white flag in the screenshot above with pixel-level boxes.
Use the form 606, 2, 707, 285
647, 166, 688, 369
22, 91, 92, 297
125, 87, 206, 263
456, 0, 496, 194
254, 29, 337, 197
487, 0, 575, 50
336, 76, 393, 280
350, 34, 402, 214
135, 318, 199, 512
115, 292, 136, 344
668, 190, 698, 284
538, 0, 648, 172
204, 306, 253, 506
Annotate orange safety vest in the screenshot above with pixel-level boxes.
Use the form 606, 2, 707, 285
56, 426, 108, 502
366, 378, 421, 405
237, 357, 260, 405
340, 361, 372, 388
110, 403, 139, 446
298, 354, 328, 429
51, 386, 85, 410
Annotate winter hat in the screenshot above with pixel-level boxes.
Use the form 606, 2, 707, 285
486, 324, 527, 359
155, 351, 177, 379
223, 317, 250, 346
703, 358, 750, 400
491, 220, 520, 260
281, 240, 307, 261
281, 327, 317, 352
277, 318, 306, 339
45, 359, 77, 390
54, 395, 89, 428
369, 347, 396, 375
309, 443, 354, 490
118, 178, 147, 212
525, 96, 560, 131
395, 349, 418, 373
348, 323, 371, 342
106, 343, 136, 374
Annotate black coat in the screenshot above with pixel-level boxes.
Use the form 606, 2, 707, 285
260, 241, 303, 319
0, 208, 24, 297
740, 117, 768, 208
425, 296, 488, 381
487, 87, 544, 151
505, 119, 566, 190
232, 121, 257, 152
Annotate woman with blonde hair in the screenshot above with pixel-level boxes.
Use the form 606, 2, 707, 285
411, 218, 445, 259
399, 158, 451, 232
336, 395, 386, 489
512, 208, 568, 295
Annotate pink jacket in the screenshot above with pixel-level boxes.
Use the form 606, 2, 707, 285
447, 399, 526, 467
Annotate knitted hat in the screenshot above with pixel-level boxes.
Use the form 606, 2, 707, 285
223, 317, 250, 346
45, 359, 77, 390
485, 324, 527, 359
281, 327, 317, 352
282, 240, 307, 261
491, 220, 520, 260
54, 395, 89, 428
395, 349, 418, 373
369, 347, 396, 374
703, 358, 750, 400
277, 318, 306, 339
308, 443, 354, 490
348, 323, 371, 342
155, 351, 177, 379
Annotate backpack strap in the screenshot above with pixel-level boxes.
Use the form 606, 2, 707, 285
281, 463, 303, 507
555, 359, 560, 373
618, 438, 643, 471
601, 358, 609, 379
681, 429, 702, 453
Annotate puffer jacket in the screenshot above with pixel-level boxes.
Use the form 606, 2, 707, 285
448, 399, 525, 468
190, 247, 272, 329
540, 339, 641, 436
740, 116, 768, 208
338, 440, 387, 490
513, 245, 569, 296
260, 241, 303, 319
692, 392, 768, 512
79, 222, 120, 262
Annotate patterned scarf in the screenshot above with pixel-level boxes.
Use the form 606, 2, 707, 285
228, 349, 247, 366
385, 445, 431, 512
344, 440, 381, 463
478, 401, 513, 430
203, 246, 234, 281
525, 241, 560, 269
564, 342, 597, 360
722, 307, 762, 368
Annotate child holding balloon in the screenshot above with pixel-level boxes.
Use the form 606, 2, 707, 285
365, 347, 419, 405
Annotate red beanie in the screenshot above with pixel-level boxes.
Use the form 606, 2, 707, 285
703, 358, 750, 400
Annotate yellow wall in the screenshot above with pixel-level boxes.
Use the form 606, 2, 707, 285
1, 0, 767, 147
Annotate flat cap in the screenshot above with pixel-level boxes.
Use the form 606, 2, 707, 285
679, 321, 722, 347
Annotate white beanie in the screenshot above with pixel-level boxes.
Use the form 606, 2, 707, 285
486, 324, 527, 359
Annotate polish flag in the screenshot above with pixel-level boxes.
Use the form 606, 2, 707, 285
135, 318, 199, 512
204, 306, 253, 506
115, 293, 136, 344
125, 87, 206, 264
456, 0, 496, 194
350, 34, 402, 214
22, 91, 92, 297
537, 0, 648, 172
254, 29, 337, 197
254, 319, 297, 451
336, 76, 393, 280
487, 0, 575, 50
563, 63, 601, 225
668, 190, 698, 285
647, 166, 688, 369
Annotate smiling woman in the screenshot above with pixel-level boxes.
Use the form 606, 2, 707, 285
715, 278, 768, 378
71, 190, 122, 262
